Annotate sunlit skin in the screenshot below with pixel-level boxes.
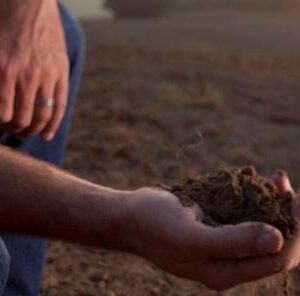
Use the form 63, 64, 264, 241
0, 145, 299, 291
0, 0, 68, 140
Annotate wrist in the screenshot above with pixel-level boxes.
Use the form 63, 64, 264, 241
115, 189, 153, 257
95, 188, 146, 255
100, 188, 134, 252
0, 0, 55, 23
80, 185, 136, 253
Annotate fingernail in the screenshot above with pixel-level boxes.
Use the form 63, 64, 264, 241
257, 232, 282, 253
275, 170, 288, 177
44, 133, 54, 141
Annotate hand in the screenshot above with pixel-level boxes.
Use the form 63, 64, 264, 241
0, 0, 69, 141
126, 188, 285, 291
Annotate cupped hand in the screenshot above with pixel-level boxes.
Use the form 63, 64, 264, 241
0, 0, 69, 141
126, 188, 286, 291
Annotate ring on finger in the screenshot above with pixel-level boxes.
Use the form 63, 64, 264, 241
35, 98, 55, 108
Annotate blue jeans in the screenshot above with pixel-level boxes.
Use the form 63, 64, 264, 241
0, 240, 10, 296
0, 3, 85, 296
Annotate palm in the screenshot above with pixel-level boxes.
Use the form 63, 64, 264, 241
128, 187, 287, 290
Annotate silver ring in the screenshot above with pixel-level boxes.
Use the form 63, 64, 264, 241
35, 98, 55, 108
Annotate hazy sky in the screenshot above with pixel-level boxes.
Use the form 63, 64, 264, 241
63, 0, 109, 17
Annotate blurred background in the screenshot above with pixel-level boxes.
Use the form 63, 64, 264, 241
42, 1, 300, 295
64, 0, 300, 18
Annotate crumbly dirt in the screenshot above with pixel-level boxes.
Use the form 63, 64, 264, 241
166, 166, 297, 295
167, 166, 296, 238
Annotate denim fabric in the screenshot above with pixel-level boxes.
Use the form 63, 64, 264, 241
0, 3, 85, 295
0, 240, 10, 296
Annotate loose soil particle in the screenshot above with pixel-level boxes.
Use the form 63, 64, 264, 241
167, 166, 296, 238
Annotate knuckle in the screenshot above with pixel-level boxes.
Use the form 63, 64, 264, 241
44, 66, 57, 79
0, 64, 17, 79
60, 56, 69, 69
24, 68, 40, 82
64, 62, 70, 74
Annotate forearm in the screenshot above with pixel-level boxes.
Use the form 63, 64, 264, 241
0, 145, 132, 252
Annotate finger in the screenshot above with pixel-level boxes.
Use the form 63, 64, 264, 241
42, 74, 68, 141
292, 193, 300, 220
167, 227, 299, 291
16, 82, 55, 139
187, 222, 283, 260
273, 170, 294, 193
8, 78, 39, 133
0, 74, 16, 123
178, 254, 287, 291
192, 204, 204, 221
210, 227, 300, 291
212, 256, 285, 290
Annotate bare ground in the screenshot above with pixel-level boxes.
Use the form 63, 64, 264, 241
42, 7, 300, 296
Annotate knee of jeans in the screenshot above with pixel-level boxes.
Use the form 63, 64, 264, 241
59, 2, 86, 65
71, 18, 85, 55
0, 239, 10, 295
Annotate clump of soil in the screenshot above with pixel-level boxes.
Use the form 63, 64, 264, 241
166, 166, 296, 238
